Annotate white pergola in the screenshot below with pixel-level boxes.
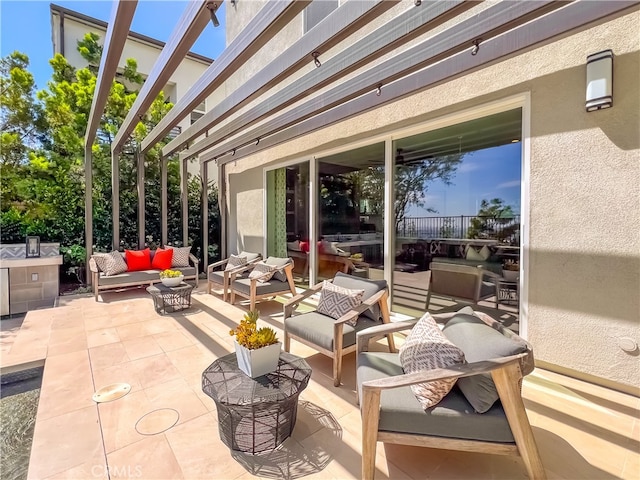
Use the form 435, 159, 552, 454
83, 0, 638, 282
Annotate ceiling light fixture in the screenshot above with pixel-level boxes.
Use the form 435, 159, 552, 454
206, 2, 220, 28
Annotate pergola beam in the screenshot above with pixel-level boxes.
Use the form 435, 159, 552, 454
162, 0, 401, 158
111, 0, 212, 153
199, 0, 562, 165
83, 0, 137, 281
199, 0, 637, 167
140, 0, 311, 154
179, 0, 473, 161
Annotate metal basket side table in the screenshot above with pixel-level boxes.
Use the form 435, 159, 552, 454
146, 283, 194, 314
202, 352, 311, 454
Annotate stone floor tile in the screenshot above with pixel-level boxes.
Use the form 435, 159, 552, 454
88, 342, 130, 370
98, 389, 153, 453
128, 353, 183, 389
153, 330, 195, 352
86, 327, 121, 348
122, 335, 164, 361
143, 378, 208, 426
107, 435, 184, 480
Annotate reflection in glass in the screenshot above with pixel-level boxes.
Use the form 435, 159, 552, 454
392, 109, 522, 320
316, 143, 385, 281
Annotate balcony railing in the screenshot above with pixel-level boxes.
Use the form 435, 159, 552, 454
396, 215, 520, 242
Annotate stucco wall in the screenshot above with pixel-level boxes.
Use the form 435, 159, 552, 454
224, 11, 640, 391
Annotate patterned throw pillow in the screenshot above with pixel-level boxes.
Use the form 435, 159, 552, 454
316, 281, 364, 326
165, 246, 191, 267
225, 254, 247, 271
272, 268, 288, 282
92, 254, 109, 273
399, 312, 466, 410
248, 262, 276, 283
102, 251, 128, 276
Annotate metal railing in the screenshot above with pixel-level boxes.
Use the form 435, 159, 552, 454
396, 215, 520, 242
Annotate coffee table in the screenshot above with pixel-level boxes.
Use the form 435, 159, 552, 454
202, 352, 312, 454
146, 282, 194, 314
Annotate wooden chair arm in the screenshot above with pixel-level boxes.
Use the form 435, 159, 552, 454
283, 281, 325, 318
207, 258, 229, 273
356, 320, 418, 353
189, 253, 199, 269
361, 354, 525, 392
89, 257, 100, 273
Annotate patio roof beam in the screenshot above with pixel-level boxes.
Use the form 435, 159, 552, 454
198, 0, 564, 165
111, 0, 213, 154
162, 0, 403, 158
140, 0, 311, 154
180, 0, 476, 161
201, 0, 637, 167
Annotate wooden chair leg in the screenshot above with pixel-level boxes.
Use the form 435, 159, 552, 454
386, 333, 396, 353
361, 387, 381, 480
250, 297, 256, 311
230, 290, 236, 304
333, 324, 345, 387
283, 330, 291, 352
492, 363, 547, 480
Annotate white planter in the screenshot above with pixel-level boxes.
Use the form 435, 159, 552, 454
161, 275, 184, 287
234, 340, 282, 378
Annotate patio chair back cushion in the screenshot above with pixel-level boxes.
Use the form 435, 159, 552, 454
248, 262, 277, 282
332, 272, 387, 321
357, 352, 515, 443
399, 312, 465, 409
442, 313, 528, 413
264, 256, 292, 282
239, 251, 261, 262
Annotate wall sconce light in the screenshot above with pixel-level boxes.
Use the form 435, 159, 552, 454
586, 49, 613, 112
206, 2, 220, 28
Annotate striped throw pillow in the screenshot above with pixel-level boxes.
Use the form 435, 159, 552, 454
103, 251, 128, 276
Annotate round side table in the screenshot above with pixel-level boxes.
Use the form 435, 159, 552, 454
146, 282, 194, 314
202, 352, 312, 454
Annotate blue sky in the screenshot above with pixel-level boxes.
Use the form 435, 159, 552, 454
407, 142, 522, 217
0, 0, 227, 90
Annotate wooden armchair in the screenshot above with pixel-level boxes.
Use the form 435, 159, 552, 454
207, 251, 262, 301
283, 272, 396, 387
356, 310, 545, 480
426, 261, 500, 310
229, 256, 296, 311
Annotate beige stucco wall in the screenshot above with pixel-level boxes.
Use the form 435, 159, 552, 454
224, 11, 640, 391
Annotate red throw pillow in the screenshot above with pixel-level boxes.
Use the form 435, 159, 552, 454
151, 248, 173, 271
125, 248, 152, 271
299, 241, 309, 253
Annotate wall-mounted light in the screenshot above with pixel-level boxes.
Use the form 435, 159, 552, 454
206, 2, 220, 28
586, 49, 613, 112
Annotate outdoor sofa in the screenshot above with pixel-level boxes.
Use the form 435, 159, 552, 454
89, 248, 199, 301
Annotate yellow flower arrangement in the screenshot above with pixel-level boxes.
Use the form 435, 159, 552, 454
229, 310, 279, 350
159, 269, 182, 279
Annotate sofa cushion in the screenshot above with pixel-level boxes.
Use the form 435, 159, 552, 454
285, 311, 379, 351
332, 272, 387, 321
151, 248, 173, 270
317, 281, 364, 326
399, 312, 466, 409
102, 251, 128, 276
442, 313, 528, 413
357, 352, 514, 443
98, 269, 158, 286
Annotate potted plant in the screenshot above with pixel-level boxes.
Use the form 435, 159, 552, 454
502, 260, 519, 281
229, 310, 281, 378
159, 269, 184, 287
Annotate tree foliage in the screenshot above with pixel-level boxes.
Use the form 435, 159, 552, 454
0, 34, 220, 280
467, 198, 519, 243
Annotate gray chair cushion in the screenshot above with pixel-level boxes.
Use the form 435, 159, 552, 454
332, 272, 387, 321
442, 313, 528, 413
285, 311, 380, 352
209, 270, 248, 285
357, 352, 515, 443
232, 277, 291, 296
239, 251, 261, 262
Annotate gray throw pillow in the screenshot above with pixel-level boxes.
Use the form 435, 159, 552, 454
264, 256, 290, 282
248, 262, 276, 282
225, 254, 247, 271
332, 272, 387, 321
165, 245, 191, 267
316, 281, 364, 326
442, 313, 528, 413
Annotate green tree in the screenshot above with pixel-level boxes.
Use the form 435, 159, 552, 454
467, 198, 519, 242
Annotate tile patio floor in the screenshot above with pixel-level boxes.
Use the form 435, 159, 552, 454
1, 285, 638, 479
